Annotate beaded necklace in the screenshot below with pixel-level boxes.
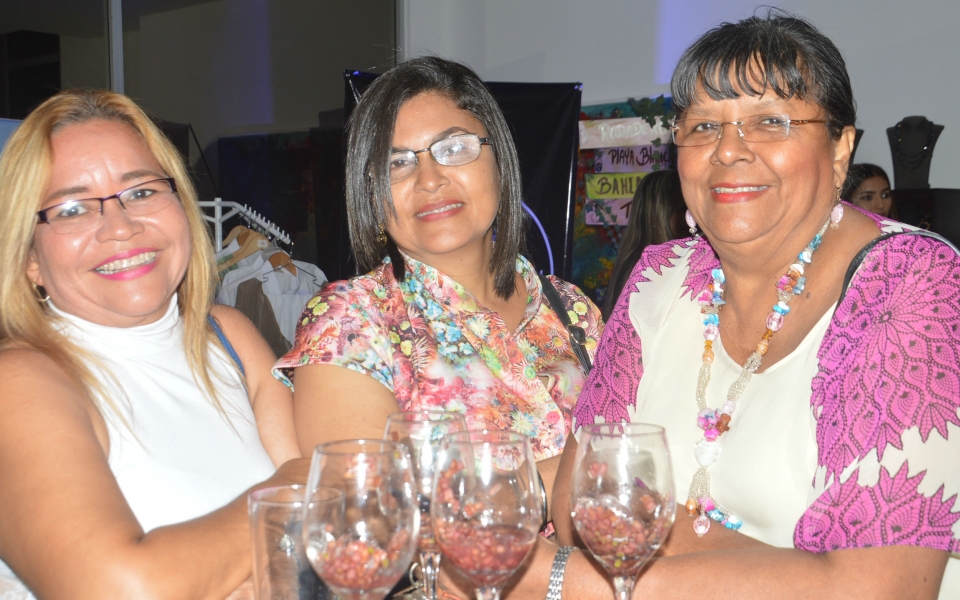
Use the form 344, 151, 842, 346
894, 121, 936, 172
685, 203, 844, 536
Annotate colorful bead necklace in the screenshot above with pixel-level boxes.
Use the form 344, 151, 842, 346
685, 203, 844, 536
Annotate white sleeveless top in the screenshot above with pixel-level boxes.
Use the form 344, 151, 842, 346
0, 297, 276, 599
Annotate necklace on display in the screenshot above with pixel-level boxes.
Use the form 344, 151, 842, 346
685, 202, 844, 537
894, 121, 936, 172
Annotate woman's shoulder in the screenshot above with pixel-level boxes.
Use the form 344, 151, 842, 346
0, 342, 62, 376
632, 237, 719, 299
544, 274, 592, 304
312, 262, 398, 305
856, 225, 960, 287
543, 274, 603, 331
0, 343, 103, 436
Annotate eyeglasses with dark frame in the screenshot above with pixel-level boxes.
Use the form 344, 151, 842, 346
37, 177, 179, 234
670, 114, 828, 147
388, 134, 492, 184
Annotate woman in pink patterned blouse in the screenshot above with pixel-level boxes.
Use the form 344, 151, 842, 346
273, 57, 602, 513
501, 11, 958, 600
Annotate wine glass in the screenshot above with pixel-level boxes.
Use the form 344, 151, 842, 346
302, 439, 420, 600
571, 423, 675, 600
384, 410, 467, 600
431, 430, 542, 600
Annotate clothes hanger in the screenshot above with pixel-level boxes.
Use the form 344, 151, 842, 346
218, 229, 269, 274
221, 224, 249, 249
267, 249, 298, 276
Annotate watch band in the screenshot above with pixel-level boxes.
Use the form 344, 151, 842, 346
545, 546, 576, 600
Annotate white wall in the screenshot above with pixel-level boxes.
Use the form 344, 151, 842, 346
399, 0, 960, 188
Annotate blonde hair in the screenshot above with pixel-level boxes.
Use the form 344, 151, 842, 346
0, 89, 229, 421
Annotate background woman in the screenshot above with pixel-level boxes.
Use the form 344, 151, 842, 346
602, 168, 685, 319
533, 13, 957, 599
0, 90, 305, 600
842, 162, 894, 217
274, 56, 602, 512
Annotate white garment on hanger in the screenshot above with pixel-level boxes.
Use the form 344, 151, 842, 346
261, 257, 326, 344
216, 247, 326, 344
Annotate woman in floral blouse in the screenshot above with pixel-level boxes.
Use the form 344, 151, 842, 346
273, 56, 602, 511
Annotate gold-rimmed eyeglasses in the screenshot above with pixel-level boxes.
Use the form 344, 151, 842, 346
670, 114, 827, 147
389, 134, 492, 184
37, 177, 179, 234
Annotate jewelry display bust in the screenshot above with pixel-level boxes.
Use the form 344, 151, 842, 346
886, 116, 944, 190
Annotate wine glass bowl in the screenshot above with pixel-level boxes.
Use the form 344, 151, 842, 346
302, 440, 420, 600
432, 430, 542, 600
571, 423, 675, 600
383, 410, 467, 600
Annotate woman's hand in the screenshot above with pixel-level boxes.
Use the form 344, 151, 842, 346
224, 578, 255, 600
254, 457, 311, 491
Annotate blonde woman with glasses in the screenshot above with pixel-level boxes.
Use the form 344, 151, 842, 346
0, 89, 306, 600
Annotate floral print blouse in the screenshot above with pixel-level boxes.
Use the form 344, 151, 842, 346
274, 254, 603, 460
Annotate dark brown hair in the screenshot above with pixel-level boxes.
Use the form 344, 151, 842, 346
345, 56, 525, 299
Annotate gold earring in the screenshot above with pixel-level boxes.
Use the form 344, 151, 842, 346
377, 224, 387, 247
835, 186, 842, 203
31, 278, 49, 303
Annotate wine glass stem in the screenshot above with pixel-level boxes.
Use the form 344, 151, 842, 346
612, 575, 636, 600
420, 550, 442, 600
475, 586, 501, 600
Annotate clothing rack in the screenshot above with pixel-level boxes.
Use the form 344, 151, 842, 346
198, 198, 292, 251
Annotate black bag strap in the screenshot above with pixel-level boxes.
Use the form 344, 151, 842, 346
839, 229, 960, 303
538, 273, 593, 374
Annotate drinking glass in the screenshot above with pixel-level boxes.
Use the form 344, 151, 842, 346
302, 439, 420, 600
431, 430, 542, 600
248, 484, 331, 600
571, 423, 675, 600
384, 410, 468, 600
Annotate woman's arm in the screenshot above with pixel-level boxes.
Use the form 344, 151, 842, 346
551, 433, 577, 544
497, 537, 947, 600
0, 347, 310, 600
291, 363, 401, 455
212, 304, 300, 465
630, 543, 948, 600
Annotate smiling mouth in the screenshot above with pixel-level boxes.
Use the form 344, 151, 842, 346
416, 203, 464, 217
712, 186, 769, 193
95, 251, 157, 274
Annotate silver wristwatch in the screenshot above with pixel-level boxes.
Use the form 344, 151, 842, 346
545, 546, 576, 600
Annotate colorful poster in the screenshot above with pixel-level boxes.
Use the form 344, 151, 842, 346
579, 116, 671, 149
585, 172, 647, 199
570, 96, 675, 307
584, 197, 633, 226
594, 145, 670, 173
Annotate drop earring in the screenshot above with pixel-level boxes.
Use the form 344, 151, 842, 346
830, 187, 843, 229
32, 279, 49, 303
686, 210, 700, 237
377, 224, 387, 247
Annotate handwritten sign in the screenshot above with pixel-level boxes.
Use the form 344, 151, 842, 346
585, 172, 648, 200
585, 197, 632, 226
579, 116, 670, 149
594, 145, 669, 174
